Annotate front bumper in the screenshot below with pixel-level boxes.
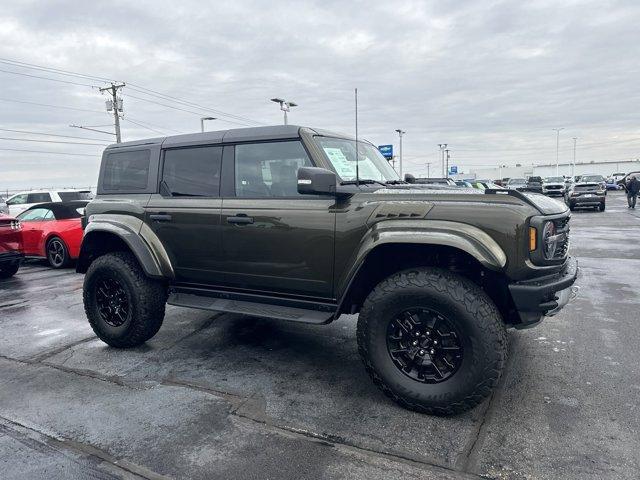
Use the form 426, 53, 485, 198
543, 189, 565, 197
509, 257, 579, 328
570, 194, 605, 206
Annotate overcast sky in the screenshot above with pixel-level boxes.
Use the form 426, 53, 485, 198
1, 0, 639, 190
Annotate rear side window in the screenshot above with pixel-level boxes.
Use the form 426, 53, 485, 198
27, 193, 52, 203
161, 146, 223, 197
102, 150, 151, 191
58, 191, 93, 201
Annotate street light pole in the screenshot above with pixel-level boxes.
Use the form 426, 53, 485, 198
426, 162, 432, 178
270, 98, 298, 125
438, 144, 447, 177
395, 129, 405, 177
572, 137, 577, 177
200, 117, 217, 132
553, 127, 564, 176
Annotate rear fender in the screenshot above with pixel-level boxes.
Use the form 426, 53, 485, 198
77, 214, 174, 279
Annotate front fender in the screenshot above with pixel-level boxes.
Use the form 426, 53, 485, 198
337, 219, 508, 298
78, 214, 174, 279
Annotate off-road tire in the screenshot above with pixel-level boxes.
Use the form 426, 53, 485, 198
83, 252, 166, 348
599, 202, 606, 212
357, 267, 507, 416
0, 262, 20, 279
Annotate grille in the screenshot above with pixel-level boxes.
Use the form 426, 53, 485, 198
546, 185, 563, 190
552, 215, 570, 259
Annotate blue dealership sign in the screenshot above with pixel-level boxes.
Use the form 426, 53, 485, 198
449, 165, 458, 175
378, 144, 393, 160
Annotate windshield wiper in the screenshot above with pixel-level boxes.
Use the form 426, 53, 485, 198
384, 180, 408, 185
340, 179, 388, 187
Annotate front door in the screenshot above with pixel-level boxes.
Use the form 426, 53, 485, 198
220, 141, 335, 299
145, 145, 225, 285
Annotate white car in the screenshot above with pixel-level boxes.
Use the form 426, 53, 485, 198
5, 189, 93, 216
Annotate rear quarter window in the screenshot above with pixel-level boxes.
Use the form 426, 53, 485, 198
102, 149, 151, 192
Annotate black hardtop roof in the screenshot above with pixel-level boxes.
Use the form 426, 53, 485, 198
22, 201, 89, 219
104, 125, 360, 150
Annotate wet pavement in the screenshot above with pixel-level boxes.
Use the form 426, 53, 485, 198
0, 192, 638, 479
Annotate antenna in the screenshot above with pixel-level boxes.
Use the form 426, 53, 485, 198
355, 88, 360, 186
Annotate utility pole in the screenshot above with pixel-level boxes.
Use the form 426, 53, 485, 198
100, 82, 125, 143
438, 144, 447, 177
426, 162, 432, 178
572, 137, 577, 177
395, 129, 405, 177
552, 127, 564, 176
270, 98, 297, 125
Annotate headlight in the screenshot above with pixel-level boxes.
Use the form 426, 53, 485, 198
542, 221, 558, 259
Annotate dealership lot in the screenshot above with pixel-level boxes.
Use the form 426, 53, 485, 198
0, 192, 638, 480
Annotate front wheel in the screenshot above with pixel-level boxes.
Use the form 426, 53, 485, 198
357, 268, 507, 416
83, 252, 167, 348
0, 261, 20, 279
599, 202, 606, 212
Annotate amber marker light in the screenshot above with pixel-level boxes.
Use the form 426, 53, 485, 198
529, 227, 537, 251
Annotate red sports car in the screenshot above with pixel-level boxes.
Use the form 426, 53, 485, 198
0, 213, 23, 278
16, 201, 88, 269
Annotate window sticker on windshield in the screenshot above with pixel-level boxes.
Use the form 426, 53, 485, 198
323, 147, 356, 178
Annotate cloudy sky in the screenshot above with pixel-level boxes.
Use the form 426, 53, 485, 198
1, 0, 639, 190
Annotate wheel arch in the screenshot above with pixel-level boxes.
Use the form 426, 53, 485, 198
76, 218, 174, 279
337, 239, 517, 325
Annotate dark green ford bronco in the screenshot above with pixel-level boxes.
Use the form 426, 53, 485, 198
78, 125, 578, 415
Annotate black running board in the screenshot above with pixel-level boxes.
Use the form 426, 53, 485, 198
168, 292, 335, 324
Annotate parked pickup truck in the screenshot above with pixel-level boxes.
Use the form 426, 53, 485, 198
77, 125, 578, 415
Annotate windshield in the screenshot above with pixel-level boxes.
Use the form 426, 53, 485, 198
545, 177, 564, 183
508, 178, 526, 185
581, 175, 604, 183
314, 136, 400, 182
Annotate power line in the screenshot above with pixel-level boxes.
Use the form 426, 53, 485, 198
0, 68, 97, 87
0, 58, 115, 83
0, 57, 266, 126
0, 148, 99, 157
121, 117, 167, 135
123, 116, 184, 134
0, 97, 105, 114
0, 136, 108, 146
0, 127, 112, 141
124, 93, 254, 127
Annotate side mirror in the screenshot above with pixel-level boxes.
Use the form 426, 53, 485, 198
404, 173, 416, 184
297, 167, 337, 195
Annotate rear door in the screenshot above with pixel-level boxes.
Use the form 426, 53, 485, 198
145, 144, 225, 285
219, 140, 336, 299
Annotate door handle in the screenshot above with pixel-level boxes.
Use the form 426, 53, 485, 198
227, 214, 254, 225
149, 213, 172, 222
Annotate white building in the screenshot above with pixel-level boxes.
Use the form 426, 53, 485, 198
466, 159, 640, 180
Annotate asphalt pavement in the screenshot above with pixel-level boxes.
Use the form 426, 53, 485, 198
0, 191, 638, 479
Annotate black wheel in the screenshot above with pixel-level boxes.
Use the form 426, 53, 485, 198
569, 203, 575, 211
357, 268, 507, 416
83, 252, 167, 348
0, 261, 20, 279
46, 237, 69, 268
599, 202, 606, 212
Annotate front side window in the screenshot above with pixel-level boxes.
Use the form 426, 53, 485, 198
234, 141, 312, 197
27, 193, 52, 203
17, 208, 52, 222
7, 194, 27, 205
162, 146, 223, 197
314, 137, 400, 183
103, 149, 150, 191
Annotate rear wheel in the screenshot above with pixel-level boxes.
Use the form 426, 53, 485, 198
46, 237, 69, 268
0, 262, 20, 279
83, 252, 166, 348
357, 267, 507, 415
